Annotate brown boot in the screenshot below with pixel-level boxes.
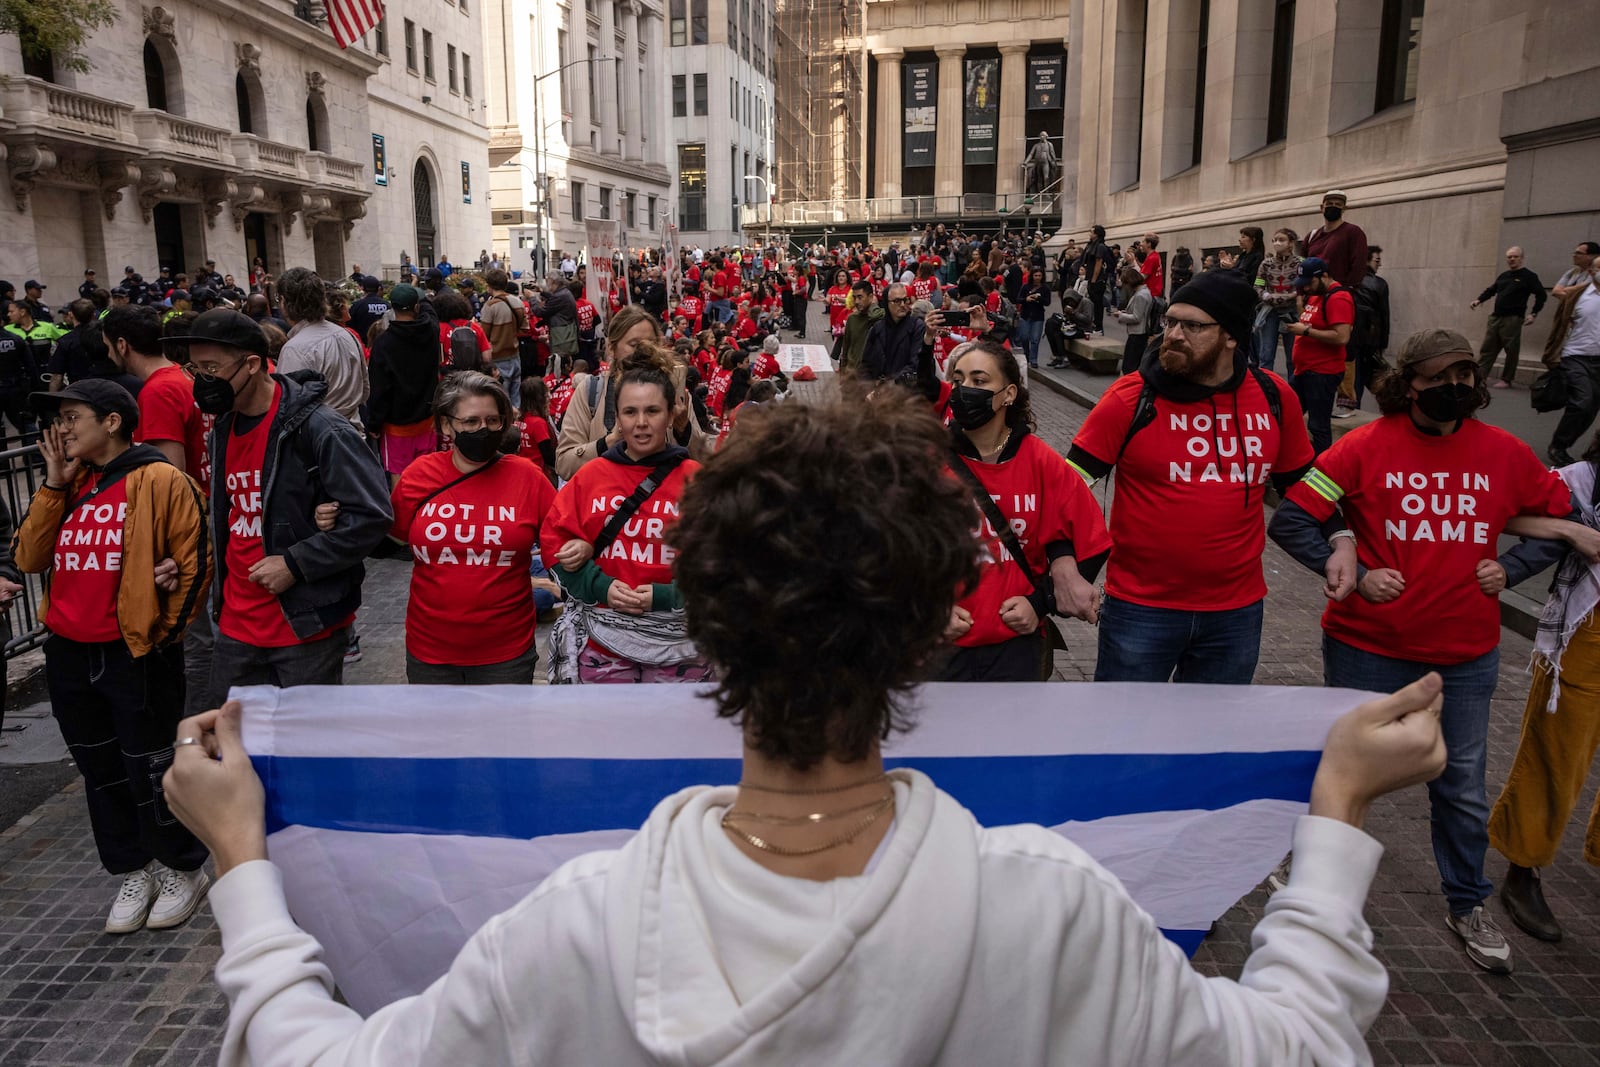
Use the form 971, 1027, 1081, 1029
1501, 864, 1562, 942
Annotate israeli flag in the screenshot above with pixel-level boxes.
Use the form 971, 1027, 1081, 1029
239, 682, 1365, 1015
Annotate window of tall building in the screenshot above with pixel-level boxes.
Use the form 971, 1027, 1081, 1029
404, 19, 417, 72
448, 45, 458, 92
693, 73, 707, 115
557, 30, 570, 112
1191, 0, 1210, 169
1265, 0, 1295, 143
625, 191, 637, 227
1375, 0, 1423, 111
678, 143, 706, 230
648, 194, 658, 229
730, 77, 736, 116
571, 181, 586, 220
423, 29, 435, 81
600, 186, 612, 220
463, 53, 472, 98
691, 0, 707, 45
1110, 0, 1146, 191
374, 16, 388, 57
673, 75, 687, 117
670, 0, 686, 46
587, 45, 598, 120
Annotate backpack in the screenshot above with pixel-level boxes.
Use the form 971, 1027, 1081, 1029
1115, 367, 1284, 463
448, 323, 481, 372
1144, 294, 1168, 337
991, 295, 1018, 339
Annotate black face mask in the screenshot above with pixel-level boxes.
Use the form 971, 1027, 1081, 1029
192, 368, 242, 416
452, 427, 501, 463
1413, 382, 1478, 423
1323, 206, 1344, 223
950, 385, 1001, 432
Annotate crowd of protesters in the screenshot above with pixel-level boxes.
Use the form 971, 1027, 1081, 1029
3, 202, 1600, 1062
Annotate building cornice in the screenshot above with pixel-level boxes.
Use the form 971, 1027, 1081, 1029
229, 0, 385, 78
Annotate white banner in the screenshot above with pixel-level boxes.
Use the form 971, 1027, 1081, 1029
585, 220, 619, 331
777, 343, 834, 374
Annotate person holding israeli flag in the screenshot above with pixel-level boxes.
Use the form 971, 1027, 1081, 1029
167, 391, 1447, 1066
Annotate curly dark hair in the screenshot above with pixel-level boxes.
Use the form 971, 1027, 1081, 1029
277, 267, 327, 323
1370, 363, 1491, 417
671, 388, 980, 771
433, 288, 473, 323
949, 340, 1034, 432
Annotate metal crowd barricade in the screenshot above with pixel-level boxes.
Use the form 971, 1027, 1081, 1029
1, 440, 47, 658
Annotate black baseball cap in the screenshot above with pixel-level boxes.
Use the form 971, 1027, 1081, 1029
31, 379, 140, 433
160, 308, 269, 358
24, 279, 44, 291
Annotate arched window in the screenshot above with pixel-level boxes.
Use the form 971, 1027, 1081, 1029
305, 95, 331, 152
236, 72, 254, 133
144, 40, 168, 110
413, 160, 437, 267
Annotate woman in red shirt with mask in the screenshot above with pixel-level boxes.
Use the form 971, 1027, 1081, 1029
826, 269, 852, 338
940, 341, 1110, 681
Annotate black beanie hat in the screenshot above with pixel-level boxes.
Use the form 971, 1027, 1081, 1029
1168, 272, 1257, 345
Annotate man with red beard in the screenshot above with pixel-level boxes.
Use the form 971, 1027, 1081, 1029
1067, 272, 1316, 683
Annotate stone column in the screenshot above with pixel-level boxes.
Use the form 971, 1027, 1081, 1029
935, 44, 964, 200
645, 13, 665, 166
874, 48, 904, 199
568, 7, 591, 138
622, 1, 643, 160
996, 43, 1030, 198
598, 0, 619, 155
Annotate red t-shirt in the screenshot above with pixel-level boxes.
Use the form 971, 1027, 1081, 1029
826, 286, 851, 332
1292, 286, 1355, 376
1140, 252, 1164, 298
45, 474, 128, 643
706, 367, 733, 417
751, 352, 781, 380
1286, 415, 1571, 664
136, 363, 211, 495
677, 295, 703, 334
1072, 371, 1314, 610
392, 452, 556, 666
954, 434, 1112, 648
733, 315, 758, 341
220, 388, 293, 646
547, 376, 574, 422
540, 454, 701, 589
909, 277, 938, 303
439, 320, 492, 367
576, 298, 598, 336
515, 415, 552, 468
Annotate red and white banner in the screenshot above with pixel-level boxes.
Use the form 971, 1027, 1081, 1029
324, 0, 384, 50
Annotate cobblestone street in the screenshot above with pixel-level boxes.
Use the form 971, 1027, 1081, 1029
1, 361, 1598, 1065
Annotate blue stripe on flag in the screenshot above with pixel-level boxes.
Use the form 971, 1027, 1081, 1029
256, 750, 1319, 838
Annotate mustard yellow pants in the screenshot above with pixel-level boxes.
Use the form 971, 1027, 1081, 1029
1488, 613, 1600, 868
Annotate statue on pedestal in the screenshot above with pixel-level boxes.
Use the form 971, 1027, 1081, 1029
1024, 132, 1058, 196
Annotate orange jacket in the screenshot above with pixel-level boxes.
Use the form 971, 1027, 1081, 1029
14, 446, 209, 656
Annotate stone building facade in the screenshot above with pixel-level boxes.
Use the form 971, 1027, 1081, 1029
484, 0, 673, 272
1057, 0, 1600, 348
666, 0, 774, 248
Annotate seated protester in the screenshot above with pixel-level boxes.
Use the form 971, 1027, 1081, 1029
751, 335, 787, 384
940, 341, 1110, 682
18, 381, 210, 935
677, 284, 705, 336
434, 289, 490, 375
171, 387, 1451, 1067
557, 306, 711, 478
390, 373, 556, 685
540, 345, 710, 684
716, 377, 778, 449
546, 364, 577, 426
731, 303, 760, 345
706, 348, 743, 421
514, 376, 560, 485
1268, 328, 1576, 976
668, 313, 692, 343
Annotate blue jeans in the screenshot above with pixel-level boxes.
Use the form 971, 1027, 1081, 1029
495, 357, 522, 412
1094, 595, 1264, 684
1254, 312, 1295, 383
1015, 318, 1044, 366
1294, 370, 1341, 455
1322, 636, 1498, 916
529, 553, 558, 614
707, 299, 733, 325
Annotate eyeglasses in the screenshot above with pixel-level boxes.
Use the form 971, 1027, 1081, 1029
1160, 316, 1220, 336
51, 411, 94, 428
184, 359, 246, 380
448, 416, 504, 432
888, 297, 911, 305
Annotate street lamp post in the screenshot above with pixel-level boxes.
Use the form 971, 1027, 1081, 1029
515, 54, 617, 282
743, 173, 772, 254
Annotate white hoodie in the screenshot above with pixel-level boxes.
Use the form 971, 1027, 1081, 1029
212, 770, 1387, 1066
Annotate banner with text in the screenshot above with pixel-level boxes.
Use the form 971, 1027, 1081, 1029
372, 134, 387, 186
585, 220, 619, 329
964, 58, 999, 164
903, 62, 937, 168
1028, 55, 1063, 110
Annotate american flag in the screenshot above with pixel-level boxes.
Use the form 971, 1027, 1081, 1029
324, 0, 384, 49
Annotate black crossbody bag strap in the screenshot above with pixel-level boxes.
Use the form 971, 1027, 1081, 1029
592, 454, 686, 557
413, 455, 500, 514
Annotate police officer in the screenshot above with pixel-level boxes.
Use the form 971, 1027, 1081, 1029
78, 269, 99, 300
22, 280, 52, 323
0, 300, 51, 445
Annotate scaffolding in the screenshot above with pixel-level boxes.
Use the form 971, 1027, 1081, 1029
773, 0, 864, 203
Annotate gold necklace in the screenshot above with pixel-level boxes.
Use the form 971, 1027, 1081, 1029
721, 794, 895, 857
735, 772, 889, 796
722, 792, 893, 827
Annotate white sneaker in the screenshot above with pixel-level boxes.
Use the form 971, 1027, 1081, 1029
145, 864, 210, 930
1330, 407, 1357, 419
105, 866, 159, 935
1445, 906, 1514, 975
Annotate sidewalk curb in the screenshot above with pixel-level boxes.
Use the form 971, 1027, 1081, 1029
1029, 366, 1543, 641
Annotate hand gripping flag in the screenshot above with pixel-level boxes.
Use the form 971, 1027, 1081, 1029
324, 0, 384, 49
240, 682, 1366, 1014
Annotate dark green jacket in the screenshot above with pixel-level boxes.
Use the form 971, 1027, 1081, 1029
840, 303, 884, 374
